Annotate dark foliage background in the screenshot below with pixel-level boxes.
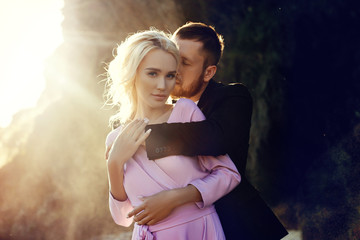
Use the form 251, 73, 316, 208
176, 0, 360, 239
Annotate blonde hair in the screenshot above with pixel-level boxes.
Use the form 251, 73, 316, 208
105, 29, 179, 127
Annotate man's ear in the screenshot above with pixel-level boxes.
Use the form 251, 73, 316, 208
204, 65, 217, 83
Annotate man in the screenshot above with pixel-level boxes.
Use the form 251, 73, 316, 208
128, 22, 288, 239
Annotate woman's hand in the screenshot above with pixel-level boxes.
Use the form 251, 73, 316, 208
127, 185, 202, 225
127, 190, 178, 225
108, 119, 151, 166
107, 119, 151, 201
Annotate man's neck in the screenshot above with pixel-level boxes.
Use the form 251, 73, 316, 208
189, 82, 208, 102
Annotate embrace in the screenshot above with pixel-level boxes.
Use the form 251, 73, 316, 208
104, 22, 288, 240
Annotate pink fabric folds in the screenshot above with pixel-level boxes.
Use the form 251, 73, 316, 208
135, 224, 154, 240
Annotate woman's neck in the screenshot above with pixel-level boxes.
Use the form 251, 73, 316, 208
134, 104, 173, 124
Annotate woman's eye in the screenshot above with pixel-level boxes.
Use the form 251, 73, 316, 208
148, 72, 157, 77
166, 73, 176, 79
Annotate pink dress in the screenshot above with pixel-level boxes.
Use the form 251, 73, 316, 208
106, 98, 241, 240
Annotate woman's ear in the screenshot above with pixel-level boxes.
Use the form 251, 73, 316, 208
204, 65, 217, 82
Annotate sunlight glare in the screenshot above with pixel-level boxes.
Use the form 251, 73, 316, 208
0, 0, 64, 128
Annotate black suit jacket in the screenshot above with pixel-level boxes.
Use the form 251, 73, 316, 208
145, 80, 287, 239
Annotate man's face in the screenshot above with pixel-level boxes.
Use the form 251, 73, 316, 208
171, 38, 206, 100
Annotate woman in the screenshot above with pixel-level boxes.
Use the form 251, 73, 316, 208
104, 29, 240, 239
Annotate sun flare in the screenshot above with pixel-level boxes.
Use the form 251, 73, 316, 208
0, 0, 64, 128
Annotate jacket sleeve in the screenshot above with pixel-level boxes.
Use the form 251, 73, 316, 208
145, 84, 252, 172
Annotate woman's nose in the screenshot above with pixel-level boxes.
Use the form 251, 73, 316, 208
156, 78, 166, 90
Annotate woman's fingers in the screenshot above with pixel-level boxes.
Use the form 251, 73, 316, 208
136, 128, 151, 146
127, 204, 145, 218
132, 210, 146, 222
125, 119, 146, 134
146, 219, 157, 226
118, 119, 142, 142
132, 118, 149, 141
123, 118, 149, 141
112, 118, 150, 152
122, 119, 141, 135
137, 215, 152, 226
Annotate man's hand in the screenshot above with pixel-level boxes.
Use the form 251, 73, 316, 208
127, 190, 177, 225
127, 185, 203, 225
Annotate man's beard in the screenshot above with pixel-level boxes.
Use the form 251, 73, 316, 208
171, 71, 205, 99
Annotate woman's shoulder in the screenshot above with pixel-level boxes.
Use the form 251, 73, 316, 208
172, 98, 205, 122
174, 98, 198, 110
105, 126, 122, 147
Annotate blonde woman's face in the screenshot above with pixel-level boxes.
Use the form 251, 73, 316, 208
135, 49, 177, 110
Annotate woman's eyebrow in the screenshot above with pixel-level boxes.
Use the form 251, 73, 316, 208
145, 68, 177, 73
144, 67, 160, 71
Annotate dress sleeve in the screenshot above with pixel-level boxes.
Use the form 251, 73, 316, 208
105, 128, 134, 227
190, 154, 241, 208
109, 192, 134, 227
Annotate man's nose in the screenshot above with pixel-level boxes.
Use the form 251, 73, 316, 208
176, 72, 182, 82
177, 64, 183, 73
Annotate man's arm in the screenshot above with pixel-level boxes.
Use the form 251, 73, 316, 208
145, 83, 252, 171
145, 120, 226, 158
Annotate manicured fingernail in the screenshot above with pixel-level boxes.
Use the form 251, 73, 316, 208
146, 129, 152, 134
144, 118, 149, 124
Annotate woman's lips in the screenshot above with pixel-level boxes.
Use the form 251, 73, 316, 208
151, 94, 167, 101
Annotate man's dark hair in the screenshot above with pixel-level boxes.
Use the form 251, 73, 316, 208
173, 22, 224, 67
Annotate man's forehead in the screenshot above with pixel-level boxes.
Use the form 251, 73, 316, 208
175, 38, 203, 48
176, 38, 205, 60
